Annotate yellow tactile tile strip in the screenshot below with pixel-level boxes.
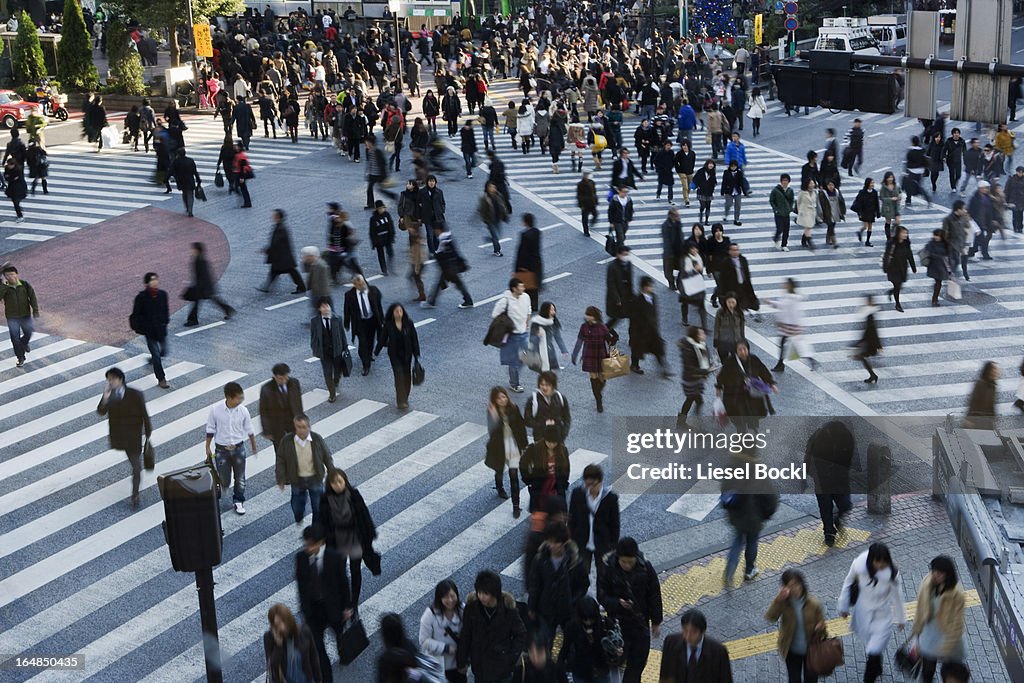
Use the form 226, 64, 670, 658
660, 524, 873, 617
640, 589, 982, 682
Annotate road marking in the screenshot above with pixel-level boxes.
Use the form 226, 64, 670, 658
264, 296, 307, 310
872, 166, 890, 173
477, 237, 512, 248
896, 120, 918, 129
414, 317, 435, 327
666, 478, 722, 520
539, 222, 562, 231
869, 132, 885, 138
5, 232, 52, 241
174, 321, 225, 336
474, 272, 572, 307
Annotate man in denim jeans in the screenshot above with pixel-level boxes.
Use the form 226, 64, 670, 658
0, 263, 39, 368
205, 382, 258, 515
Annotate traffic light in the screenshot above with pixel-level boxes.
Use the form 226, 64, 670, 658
158, 464, 223, 572
771, 52, 902, 115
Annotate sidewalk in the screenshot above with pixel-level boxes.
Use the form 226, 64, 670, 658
643, 493, 1007, 681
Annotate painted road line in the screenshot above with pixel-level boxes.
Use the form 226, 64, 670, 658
0, 222, 79, 233
174, 320, 226, 337
0, 359, 196, 450
829, 356, 1019, 384
0, 371, 247, 513
0, 338, 84, 371
1, 400, 383, 619
414, 317, 435, 327
814, 334, 1024, 363
543, 271, 572, 284
5, 233, 52, 241
304, 356, 318, 363
0, 344, 121, 394
264, 296, 307, 310
130, 419, 482, 683
804, 316, 1024, 346
540, 222, 562, 231
477, 237, 513, 248
666, 478, 722, 521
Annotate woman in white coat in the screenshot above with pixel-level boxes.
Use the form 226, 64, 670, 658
838, 543, 906, 683
748, 86, 767, 137
517, 100, 536, 155
419, 579, 464, 682
796, 179, 821, 251
769, 278, 818, 373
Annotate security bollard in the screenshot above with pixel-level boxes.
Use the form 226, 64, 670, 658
867, 443, 892, 515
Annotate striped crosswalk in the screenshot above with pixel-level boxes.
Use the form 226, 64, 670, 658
0, 116, 331, 242
0, 332, 617, 682
481, 81, 1024, 417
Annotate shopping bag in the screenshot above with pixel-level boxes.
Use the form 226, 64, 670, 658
337, 617, 369, 665
412, 359, 425, 386
893, 641, 921, 677
712, 397, 728, 427
591, 134, 607, 153
519, 347, 544, 372
807, 636, 845, 675
601, 347, 630, 379
946, 278, 962, 300
101, 125, 120, 148
143, 438, 155, 471
681, 273, 705, 297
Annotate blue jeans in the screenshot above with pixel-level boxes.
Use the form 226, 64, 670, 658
7, 316, 33, 361
290, 478, 324, 524
463, 151, 476, 176
726, 530, 759, 578
482, 125, 495, 149
486, 221, 502, 253
509, 365, 520, 387
145, 333, 167, 382
215, 444, 247, 504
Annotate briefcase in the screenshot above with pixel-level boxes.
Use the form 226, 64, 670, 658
340, 349, 353, 377
601, 347, 630, 379
143, 438, 156, 471
412, 359, 425, 386
338, 617, 369, 665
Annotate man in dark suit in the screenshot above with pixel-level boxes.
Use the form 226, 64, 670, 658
168, 147, 201, 217
230, 96, 257, 150
715, 243, 759, 313
605, 245, 634, 331
659, 609, 733, 683
628, 276, 671, 377
258, 362, 304, 456
130, 272, 171, 389
343, 274, 384, 376
97, 367, 153, 509
513, 212, 543, 310
310, 297, 349, 403
607, 185, 635, 247
185, 242, 234, 327
296, 524, 353, 683
611, 147, 643, 189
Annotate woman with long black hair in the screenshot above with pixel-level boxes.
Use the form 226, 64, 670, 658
377, 613, 419, 683
883, 226, 916, 313
853, 294, 882, 384
838, 543, 906, 683
911, 556, 967, 683
374, 303, 421, 410
485, 386, 529, 518
319, 468, 379, 607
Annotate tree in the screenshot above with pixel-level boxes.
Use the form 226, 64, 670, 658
107, 21, 146, 96
57, 0, 99, 91
693, 0, 735, 39
106, 0, 243, 66
12, 11, 46, 86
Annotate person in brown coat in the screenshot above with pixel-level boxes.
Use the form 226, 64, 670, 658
965, 361, 1000, 429
263, 603, 322, 683
577, 171, 598, 236
659, 609, 733, 683
764, 570, 826, 683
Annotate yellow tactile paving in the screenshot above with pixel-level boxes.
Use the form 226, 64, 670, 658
660, 524, 873, 617
639, 589, 981, 681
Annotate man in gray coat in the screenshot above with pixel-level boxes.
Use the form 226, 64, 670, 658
275, 414, 334, 524
302, 246, 332, 314
310, 297, 349, 403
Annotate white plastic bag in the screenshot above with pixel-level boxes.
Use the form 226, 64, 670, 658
100, 125, 120, 148
946, 278, 962, 301
712, 397, 728, 427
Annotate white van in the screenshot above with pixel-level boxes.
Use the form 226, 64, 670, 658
814, 17, 881, 56
868, 15, 907, 56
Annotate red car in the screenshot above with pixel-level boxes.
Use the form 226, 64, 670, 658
0, 90, 42, 129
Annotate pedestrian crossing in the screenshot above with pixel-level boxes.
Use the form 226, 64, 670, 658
0, 332, 616, 682
481, 80, 1024, 418
0, 116, 332, 242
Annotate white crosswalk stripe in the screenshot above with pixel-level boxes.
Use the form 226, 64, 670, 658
0, 333, 612, 682
477, 80, 1024, 416
0, 116, 331, 240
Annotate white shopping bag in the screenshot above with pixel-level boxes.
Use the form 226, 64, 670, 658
100, 125, 120, 148
946, 278, 962, 301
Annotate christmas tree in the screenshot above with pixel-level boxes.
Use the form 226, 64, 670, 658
693, 0, 736, 39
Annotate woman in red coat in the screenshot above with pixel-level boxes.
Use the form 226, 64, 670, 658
571, 306, 618, 413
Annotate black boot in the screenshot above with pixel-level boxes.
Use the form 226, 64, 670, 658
864, 230, 873, 247
591, 377, 604, 413
494, 471, 508, 499
509, 468, 521, 517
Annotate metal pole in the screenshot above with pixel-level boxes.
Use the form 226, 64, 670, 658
184, 0, 200, 106
196, 568, 223, 683
394, 13, 403, 93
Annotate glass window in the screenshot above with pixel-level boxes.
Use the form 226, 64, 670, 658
0, 94, 12, 105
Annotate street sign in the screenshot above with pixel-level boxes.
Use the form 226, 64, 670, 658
784, 1, 799, 14
784, 17, 798, 31
754, 13, 763, 44
193, 23, 213, 58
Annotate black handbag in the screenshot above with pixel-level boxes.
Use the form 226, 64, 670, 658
848, 579, 860, 607
143, 438, 155, 471
214, 171, 224, 188
340, 349, 353, 377
194, 184, 207, 201
604, 231, 618, 257
412, 359, 425, 385
364, 548, 382, 576
337, 617, 369, 665
181, 286, 198, 302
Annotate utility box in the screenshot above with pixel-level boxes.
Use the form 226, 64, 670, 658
951, 0, 1012, 125
771, 60, 902, 114
158, 464, 223, 572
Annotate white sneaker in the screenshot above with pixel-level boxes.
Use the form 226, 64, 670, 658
744, 567, 760, 581
781, 246, 790, 252
233, 502, 246, 515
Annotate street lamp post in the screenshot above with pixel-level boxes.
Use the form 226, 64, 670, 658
679, 0, 689, 39
390, 0, 404, 93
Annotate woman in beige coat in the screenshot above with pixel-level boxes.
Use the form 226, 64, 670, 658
765, 569, 827, 683
911, 555, 967, 683
796, 179, 821, 251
